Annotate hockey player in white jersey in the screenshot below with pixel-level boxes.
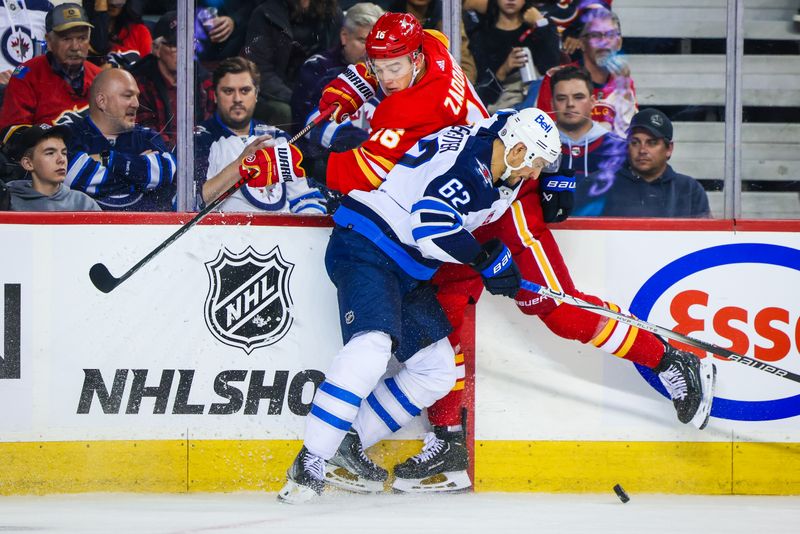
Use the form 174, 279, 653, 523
273, 107, 561, 504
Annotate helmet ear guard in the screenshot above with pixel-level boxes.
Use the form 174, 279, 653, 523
497, 108, 562, 179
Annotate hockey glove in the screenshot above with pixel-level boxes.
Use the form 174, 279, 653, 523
539, 169, 576, 223
239, 144, 306, 188
319, 63, 377, 123
469, 239, 521, 298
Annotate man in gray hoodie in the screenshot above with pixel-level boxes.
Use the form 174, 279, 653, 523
6, 124, 99, 211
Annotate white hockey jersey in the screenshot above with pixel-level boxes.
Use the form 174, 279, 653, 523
332, 112, 521, 280
0, 0, 50, 72
196, 117, 327, 214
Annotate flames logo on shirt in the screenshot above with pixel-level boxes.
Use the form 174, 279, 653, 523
204, 246, 295, 354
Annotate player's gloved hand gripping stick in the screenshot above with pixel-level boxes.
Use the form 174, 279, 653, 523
520, 279, 800, 383
89, 107, 335, 294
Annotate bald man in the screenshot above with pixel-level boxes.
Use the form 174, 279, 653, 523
64, 68, 177, 211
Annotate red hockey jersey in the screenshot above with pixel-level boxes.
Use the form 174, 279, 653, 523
326, 30, 488, 195
0, 55, 101, 129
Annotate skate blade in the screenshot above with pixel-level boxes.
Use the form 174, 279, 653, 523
691, 360, 717, 430
277, 479, 320, 504
324, 465, 385, 494
392, 470, 472, 494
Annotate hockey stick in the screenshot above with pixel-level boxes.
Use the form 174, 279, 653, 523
89, 108, 335, 293
520, 279, 800, 384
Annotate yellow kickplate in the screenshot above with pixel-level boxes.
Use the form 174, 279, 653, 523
475, 441, 733, 494
0, 440, 187, 495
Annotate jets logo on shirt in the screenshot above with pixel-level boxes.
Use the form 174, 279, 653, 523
204, 246, 295, 354
3, 27, 34, 67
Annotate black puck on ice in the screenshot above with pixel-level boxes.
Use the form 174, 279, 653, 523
613, 483, 630, 503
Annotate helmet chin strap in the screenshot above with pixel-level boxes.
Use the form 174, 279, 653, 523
500, 144, 530, 181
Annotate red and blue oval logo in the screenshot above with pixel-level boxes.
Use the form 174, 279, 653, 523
631, 243, 800, 421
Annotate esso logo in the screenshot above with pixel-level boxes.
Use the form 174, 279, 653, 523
630, 243, 800, 422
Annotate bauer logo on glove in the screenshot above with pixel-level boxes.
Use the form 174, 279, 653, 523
239, 144, 306, 188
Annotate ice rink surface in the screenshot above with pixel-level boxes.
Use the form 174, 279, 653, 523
1, 492, 799, 534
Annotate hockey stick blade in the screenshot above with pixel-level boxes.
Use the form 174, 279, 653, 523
88, 108, 335, 293
89, 263, 120, 293
520, 279, 800, 384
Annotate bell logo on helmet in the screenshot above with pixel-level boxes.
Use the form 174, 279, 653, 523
535, 114, 553, 133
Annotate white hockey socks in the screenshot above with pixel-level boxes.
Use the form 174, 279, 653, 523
305, 331, 392, 460
355, 338, 457, 448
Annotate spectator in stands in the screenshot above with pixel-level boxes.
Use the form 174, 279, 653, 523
533, 1, 611, 58
5, 124, 99, 211
535, 6, 637, 138
552, 65, 625, 215
244, 0, 343, 128
469, 0, 560, 112
130, 11, 213, 150
195, 0, 256, 66
387, 0, 477, 83
0, 3, 101, 129
0, 0, 52, 103
291, 2, 384, 181
65, 68, 176, 211
196, 57, 327, 214
603, 108, 710, 218
84, 0, 152, 69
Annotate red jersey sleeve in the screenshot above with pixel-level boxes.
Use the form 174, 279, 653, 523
326, 31, 487, 195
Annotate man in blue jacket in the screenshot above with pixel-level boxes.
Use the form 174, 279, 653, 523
602, 108, 710, 218
65, 68, 176, 211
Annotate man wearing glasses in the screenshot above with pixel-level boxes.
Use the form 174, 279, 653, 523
535, 6, 637, 137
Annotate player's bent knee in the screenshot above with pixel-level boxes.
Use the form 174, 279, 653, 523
325, 330, 393, 398
400, 338, 457, 407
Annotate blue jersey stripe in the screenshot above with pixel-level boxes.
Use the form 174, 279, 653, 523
319, 381, 362, 407
333, 202, 439, 280
384, 377, 421, 417
310, 404, 352, 431
411, 197, 462, 225
366, 393, 400, 432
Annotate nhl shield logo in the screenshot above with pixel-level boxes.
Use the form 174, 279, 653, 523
204, 246, 294, 354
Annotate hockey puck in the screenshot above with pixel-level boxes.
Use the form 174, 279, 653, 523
613, 484, 630, 503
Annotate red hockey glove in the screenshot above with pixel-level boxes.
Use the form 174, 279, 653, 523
239, 144, 306, 188
319, 63, 377, 123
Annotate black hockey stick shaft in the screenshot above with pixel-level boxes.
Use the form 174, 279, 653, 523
89, 108, 335, 293
520, 279, 800, 384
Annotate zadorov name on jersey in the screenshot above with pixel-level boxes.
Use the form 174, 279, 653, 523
76, 368, 324, 415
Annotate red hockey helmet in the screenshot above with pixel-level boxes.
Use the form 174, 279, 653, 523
366, 13, 424, 60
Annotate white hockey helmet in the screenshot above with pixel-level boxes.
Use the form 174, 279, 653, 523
498, 108, 561, 180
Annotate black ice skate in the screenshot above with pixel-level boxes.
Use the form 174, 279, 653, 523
655, 344, 716, 430
392, 426, 471, 493
325, 430, 388, 494
277, 446, 326, 504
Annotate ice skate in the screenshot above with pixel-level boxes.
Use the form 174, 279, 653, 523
277, 447, 326, 504
392, 426, 471, 493
656, 344, 716, 429
325, 430, 388, 494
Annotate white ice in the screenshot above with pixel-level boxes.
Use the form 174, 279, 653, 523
1, 491, 799, 534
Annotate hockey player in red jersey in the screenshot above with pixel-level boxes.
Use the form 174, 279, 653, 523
242, 11, 715, 498
318, 12, 488, 195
